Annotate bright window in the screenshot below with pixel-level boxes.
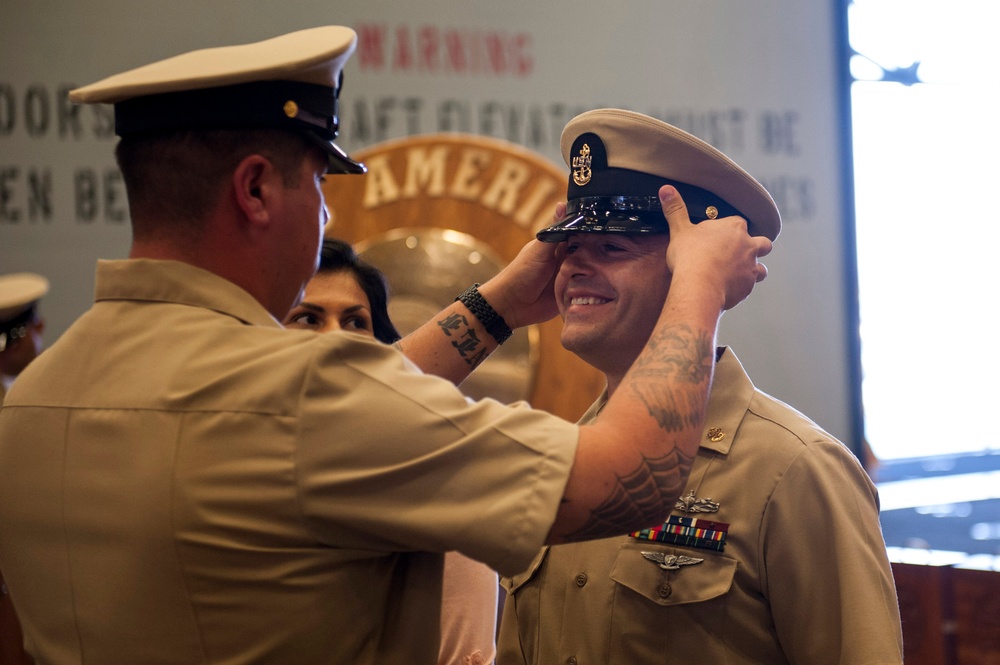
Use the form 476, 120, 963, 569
849, 0, 1000, 568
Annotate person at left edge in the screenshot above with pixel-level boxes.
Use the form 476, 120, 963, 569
0, 26, 770, 665
0, 273, 48, 407
0, 272, 46, 665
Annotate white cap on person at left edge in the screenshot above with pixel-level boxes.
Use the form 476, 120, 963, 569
0, 273, 48, 322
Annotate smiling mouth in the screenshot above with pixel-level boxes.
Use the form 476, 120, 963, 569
570, 296, 610, 306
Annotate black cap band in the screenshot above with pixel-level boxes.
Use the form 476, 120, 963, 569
115, 80, 340, 139
536, 173, 750, 242
566, 170, 745, 221
114, 79, 365, 174
0, 305, 36, 352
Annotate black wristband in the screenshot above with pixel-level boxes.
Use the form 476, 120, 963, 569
455, 283, 513, 345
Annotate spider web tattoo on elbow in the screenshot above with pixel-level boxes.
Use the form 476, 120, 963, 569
563, 324, 712, 542
565, 446, 696, 542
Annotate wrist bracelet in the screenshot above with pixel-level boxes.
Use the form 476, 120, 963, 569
455, 283, 513, 345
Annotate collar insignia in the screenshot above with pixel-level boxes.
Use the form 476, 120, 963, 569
675, 489, 720, 514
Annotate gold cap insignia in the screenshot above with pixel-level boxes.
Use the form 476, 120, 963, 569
283, 100, 299, 119
572, 143, 592, 186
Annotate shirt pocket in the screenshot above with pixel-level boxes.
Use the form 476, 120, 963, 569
609, 540, 737, 606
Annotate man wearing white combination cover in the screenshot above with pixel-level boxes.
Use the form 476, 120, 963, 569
498, 109, 903, 665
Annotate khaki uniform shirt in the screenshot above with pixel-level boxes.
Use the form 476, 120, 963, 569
498, 348, 903, 665
0, 259, 578, 665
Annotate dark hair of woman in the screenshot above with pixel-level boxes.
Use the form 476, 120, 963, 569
318, 238, 401, 344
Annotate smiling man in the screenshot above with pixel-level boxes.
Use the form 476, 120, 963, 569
497, 109, 903, 665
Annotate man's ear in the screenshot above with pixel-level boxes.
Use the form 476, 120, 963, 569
232, 155, 274, 227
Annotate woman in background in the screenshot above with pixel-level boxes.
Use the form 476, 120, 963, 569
285, 238, 400, 344
285, 238, 499, 665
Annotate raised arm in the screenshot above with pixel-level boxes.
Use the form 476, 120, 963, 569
396, 231, 563, 385
548, 185, 770, 543
399, 185, 770, 545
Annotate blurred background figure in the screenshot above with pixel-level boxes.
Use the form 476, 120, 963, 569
285, 237, 499, 665
0, 271, 47, 665
0, 273, 48, 405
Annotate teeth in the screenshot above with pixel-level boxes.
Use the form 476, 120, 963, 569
571, 297, 609, 306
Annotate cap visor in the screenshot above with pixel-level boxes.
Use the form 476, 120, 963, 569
535, 210, 668, 242
303, 132, 366, 174
536, 212, 587, 242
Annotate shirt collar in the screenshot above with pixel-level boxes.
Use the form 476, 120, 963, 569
582, 346, 756, 455
698, 346, 756, 454
94, 259, 283, 329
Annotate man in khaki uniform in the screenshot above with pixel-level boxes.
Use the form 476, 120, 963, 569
497, 110, 904, 664
0, 29, 771, 665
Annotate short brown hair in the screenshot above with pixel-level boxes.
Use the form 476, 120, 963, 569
115, 128, 315, 235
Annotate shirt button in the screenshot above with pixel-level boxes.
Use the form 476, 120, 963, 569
575, 573, 588, 587
567, 658, 578, 665
658, 582, 672, 598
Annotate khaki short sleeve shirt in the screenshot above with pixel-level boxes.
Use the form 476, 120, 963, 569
498, 348, 903, 665
0, 259, 578, 665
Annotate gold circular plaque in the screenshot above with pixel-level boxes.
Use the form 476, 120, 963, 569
356, 228, 538, 405
323, 133, 605, 421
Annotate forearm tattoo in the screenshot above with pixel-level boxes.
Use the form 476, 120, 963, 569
629, 323, 713, 432
560, 324, 712, 542
564, 446, 697, 542
436, 311, 487, 367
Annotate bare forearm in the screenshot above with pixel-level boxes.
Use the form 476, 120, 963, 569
396, 240, 560, 383
547, 278, 721, 544
396, 300, 501, 385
